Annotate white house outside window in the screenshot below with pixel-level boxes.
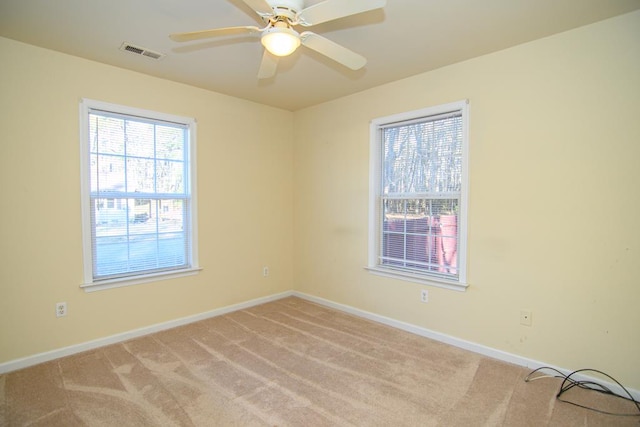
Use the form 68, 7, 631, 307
80, 99, 199, 291
368, 100, 469, 290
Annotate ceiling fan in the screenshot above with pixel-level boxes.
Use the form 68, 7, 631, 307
169, 0, 386, 79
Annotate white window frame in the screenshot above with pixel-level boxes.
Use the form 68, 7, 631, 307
367, 100, 469, 291
79, 99, 200, 292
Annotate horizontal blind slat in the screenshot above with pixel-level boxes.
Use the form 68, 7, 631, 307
377, 110, 462, 129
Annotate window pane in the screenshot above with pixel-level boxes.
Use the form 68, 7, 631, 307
157, 232, 187, 268
93, 154, 125, 193
125, 121, 155, 158
382, 198, 459, 277
159, 199, 186, 231
95, 197, 127, 225
383, 115, 462, 195
126, 158, 155, 193
156, 160, 185, 194
92, 115, 125, 155
156, 126, 185, 161
92, 197, 188, 278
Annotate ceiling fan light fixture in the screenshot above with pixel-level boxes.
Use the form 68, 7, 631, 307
261, 25, 300, 57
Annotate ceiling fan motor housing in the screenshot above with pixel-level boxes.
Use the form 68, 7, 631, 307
264, 0, 304, 21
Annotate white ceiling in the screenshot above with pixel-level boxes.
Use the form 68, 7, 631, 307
1, 0, 639, 111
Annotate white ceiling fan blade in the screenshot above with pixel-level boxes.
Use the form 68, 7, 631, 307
300, 31, 366, 70
241, 0, 274, 18
170, 26, 261, 42
258, 50, 279, 79
297, 0, 386, 26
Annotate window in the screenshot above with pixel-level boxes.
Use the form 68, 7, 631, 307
368, 100, 469, 290
80, 99, 199, 291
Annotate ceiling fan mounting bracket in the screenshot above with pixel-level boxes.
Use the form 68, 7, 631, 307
263, 0, 304, 22
268, 18, 295, 30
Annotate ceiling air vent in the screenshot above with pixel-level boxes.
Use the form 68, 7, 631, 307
119, 42, 165, 60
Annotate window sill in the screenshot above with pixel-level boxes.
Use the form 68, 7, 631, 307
81, 267, 202, 292
365, 266, 468, 292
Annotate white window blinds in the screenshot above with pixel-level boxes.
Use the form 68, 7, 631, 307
369, 101, 468, 288
81, 101, 197, 286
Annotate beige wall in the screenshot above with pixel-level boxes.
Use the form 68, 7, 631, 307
293, 11, 640, 389
1, 10, 639, 391
0, 37, 294, 362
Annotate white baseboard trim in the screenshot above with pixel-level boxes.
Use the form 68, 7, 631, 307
0, 291, 294, 374
2, 289, 638, 403
292, 291, 640, 403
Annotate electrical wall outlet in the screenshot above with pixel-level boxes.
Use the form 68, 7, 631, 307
56, 302, 67, 318
420, 289, 428, 303
263, 266, 269, 277
520, 310, 532, 326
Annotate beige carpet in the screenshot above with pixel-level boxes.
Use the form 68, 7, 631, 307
1, 296, 638, 426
